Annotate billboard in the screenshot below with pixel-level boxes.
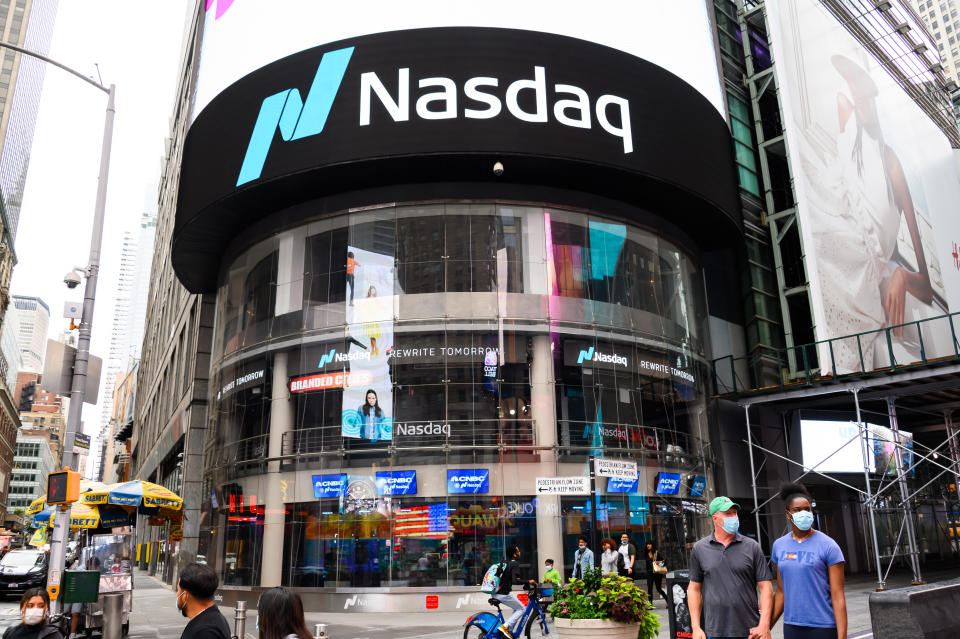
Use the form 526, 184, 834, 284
800, 419, 914, 475
767, 1, 960, 373
447, 469, 490, 494
194, 1, 724, 121
375, 470, 418, 496
313, 474, 347, 498
607, 472, 640, 494
655, 472, 681, 495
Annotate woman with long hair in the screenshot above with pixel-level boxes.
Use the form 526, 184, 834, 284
599, 538, 619, 575
357, 389, 386, 441
2, 588, 64, 639
771, 481, 847, 639
643, 541, 668, 604
256, 587, 311, 639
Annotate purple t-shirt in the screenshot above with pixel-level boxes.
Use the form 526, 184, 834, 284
772, 530, 844, 628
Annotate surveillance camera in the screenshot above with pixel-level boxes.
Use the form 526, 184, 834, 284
492, 161, 504, 177
64, 269, 82, 289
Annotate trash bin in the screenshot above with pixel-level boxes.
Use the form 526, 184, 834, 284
665, 569, 698, 639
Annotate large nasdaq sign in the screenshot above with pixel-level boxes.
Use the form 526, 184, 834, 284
655, 472, 681, 495
375, 470, 418, 496
313, 474, 347, 498
447, 469, 490, 494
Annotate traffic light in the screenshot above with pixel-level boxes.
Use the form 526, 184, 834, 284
47, 469, 81, 505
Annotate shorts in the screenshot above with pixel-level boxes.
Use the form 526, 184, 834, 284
64, 602, 84, 615
784, 625, 838, 639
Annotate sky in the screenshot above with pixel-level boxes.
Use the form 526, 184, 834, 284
8, 1, 192, 470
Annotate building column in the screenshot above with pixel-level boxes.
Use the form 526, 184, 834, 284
260, 351, 293, 587
530, 335, 563, 577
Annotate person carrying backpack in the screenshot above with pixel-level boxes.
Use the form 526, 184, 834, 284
491, 545, 535, 639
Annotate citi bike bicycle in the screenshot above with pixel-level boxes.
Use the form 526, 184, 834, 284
463, 583, 550, 639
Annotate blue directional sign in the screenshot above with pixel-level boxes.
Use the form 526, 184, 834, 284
447, 469, 490, 494
375, 470, 417, 496
313, 474, 347, 498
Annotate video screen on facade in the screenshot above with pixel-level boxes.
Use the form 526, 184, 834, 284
606, 472, 640, 494
767, 1, 960, 374
447, 469, 490, 494
312, 474, 347, 498
375, 471, 417, 496
689, 475, 706, 497
800, 420, 869, 473
655, 472, 681, 495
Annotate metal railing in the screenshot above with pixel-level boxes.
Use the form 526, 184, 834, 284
712, 311, 960, 395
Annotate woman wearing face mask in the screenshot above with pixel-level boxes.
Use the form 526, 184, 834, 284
770, 482, 847, 639
3, 588, 64, 639
599, 538, 620, 575
256, 587, 312, 639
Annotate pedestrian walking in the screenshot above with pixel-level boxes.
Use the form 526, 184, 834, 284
176, 564, 231, 639
618, 533, 636, 577
770, 482, 847, 639
600, 538, 620, 575
493, 545, 537, 639
256, 588, 312, 639
571, 535, 594, 579
643, 541, 669, 604
687, 496, 773, 639
2, 588, 63, 639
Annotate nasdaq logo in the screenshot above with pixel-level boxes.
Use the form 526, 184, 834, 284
237, 47, 355, 186
577, 347, 595, 364
317, 348, 337, 368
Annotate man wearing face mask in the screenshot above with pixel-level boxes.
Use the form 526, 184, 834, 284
687, 496, 773, 639
177, 564, 231, 639
571, 535, 594, 579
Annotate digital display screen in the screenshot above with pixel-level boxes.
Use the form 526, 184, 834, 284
655, 472, 681, 495
375, 470, 417, 496
312, 474, 347, 498
447, 469, 489, 494
607, 472, 639, 494
690, 475, 706, 497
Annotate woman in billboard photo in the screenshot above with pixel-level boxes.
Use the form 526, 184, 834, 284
817, 54, 935, 372
361, 286, 382, 357
770, 482, 847, 639
358, 389, 387, 441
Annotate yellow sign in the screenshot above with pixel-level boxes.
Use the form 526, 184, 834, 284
146, 543, 151, 563
170, 520, 183, 542
136, 544, 141, 562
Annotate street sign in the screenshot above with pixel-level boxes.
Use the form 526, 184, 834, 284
73, 433, 91, 456
593, 458, 638, 479
536, 477, 590, 495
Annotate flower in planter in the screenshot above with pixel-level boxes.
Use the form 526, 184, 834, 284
548, 568, 660, 639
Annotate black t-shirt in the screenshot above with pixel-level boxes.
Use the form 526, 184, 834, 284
496, 559, 524, 595
180, 605, 231, 639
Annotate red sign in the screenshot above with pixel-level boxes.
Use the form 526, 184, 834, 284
425, 595, 439, 609
289, 370, 373, 393
517, 593, 529, 605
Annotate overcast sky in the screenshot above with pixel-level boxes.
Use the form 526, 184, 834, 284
8, 1, 191, 467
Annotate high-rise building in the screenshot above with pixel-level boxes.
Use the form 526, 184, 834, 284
6, 431, 55, 512
910, 0, 960, 87
9, 295, 48, 373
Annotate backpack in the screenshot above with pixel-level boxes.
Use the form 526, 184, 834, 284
616, 551, 626, 571
481, 561, 506, 594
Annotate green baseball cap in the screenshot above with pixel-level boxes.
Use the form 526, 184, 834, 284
709, 496, 740, 516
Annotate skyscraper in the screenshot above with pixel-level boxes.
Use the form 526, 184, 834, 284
8, 294, 48, 373
910, 0, 960, 87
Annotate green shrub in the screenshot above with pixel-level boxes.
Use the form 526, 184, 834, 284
548, 568, 660, 638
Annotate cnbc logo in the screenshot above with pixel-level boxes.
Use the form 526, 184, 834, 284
577, 346, 628, 368
237, 45, 636, 186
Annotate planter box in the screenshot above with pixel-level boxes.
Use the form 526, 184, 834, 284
552, 617, 639, 639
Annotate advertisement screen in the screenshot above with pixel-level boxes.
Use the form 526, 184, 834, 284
447, 469, 490, 494
607, 472, 640, 494
767, 1, 960, 373
800, 420, 871, 474
312, 474, 347, 498
655, 472, 681, 495
375, 471, 417, 496
869, 424, 915, 477
689, 475, 706, 497
194, 1, 724, 121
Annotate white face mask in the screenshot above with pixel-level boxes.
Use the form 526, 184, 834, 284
23, 608, 45, 625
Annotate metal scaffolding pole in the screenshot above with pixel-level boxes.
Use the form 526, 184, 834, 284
885, 397, 924, 585
853, 389, 885, 590
946, 411, 960, 498
744, 404, 763, 546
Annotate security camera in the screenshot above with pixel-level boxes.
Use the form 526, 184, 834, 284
492, 161, 504, 177
64, 269, 83, 289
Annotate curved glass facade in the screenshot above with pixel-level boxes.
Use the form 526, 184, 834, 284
199, 201, 714, 591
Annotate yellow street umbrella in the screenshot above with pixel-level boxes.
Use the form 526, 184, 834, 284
26, 480, 107, 515
28, 527, 46, 547
32, 503, 130, 530
81, 480, 182, 512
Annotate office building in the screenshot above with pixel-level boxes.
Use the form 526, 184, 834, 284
9, 295, 48, 373
7, 430, 55, 511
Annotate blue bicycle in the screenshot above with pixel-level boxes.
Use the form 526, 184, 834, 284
464, 583, 550, 639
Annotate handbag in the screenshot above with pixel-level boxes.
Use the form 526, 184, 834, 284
653, 551, 668, 575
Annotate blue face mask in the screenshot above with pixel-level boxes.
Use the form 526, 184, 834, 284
721, 516, 739, 534
791, 510, 815, 531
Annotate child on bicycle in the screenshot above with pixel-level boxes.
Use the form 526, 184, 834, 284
494, 545, 536, 639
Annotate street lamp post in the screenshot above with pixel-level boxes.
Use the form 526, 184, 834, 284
0, 40, 115, 612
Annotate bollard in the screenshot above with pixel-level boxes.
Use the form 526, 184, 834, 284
234, 601, 247, 639
314, 623, 327, 639
102, 593, 123, 639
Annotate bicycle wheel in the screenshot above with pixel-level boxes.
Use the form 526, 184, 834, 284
525, 609, 548, 639
464, 612, 497, 639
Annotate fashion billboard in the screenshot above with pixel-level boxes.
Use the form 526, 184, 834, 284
767, 1, 960, 374
194, 1, 724, 120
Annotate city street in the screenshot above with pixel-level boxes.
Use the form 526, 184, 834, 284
0, 567, 952, 639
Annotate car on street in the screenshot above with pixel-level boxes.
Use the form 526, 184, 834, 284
0, 549, 48, 595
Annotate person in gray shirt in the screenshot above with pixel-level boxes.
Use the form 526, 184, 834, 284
687, 496, 773, 639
